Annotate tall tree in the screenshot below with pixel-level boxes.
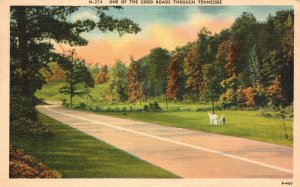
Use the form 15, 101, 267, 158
95, 65, 109, 84
167, 54, 182, 101
59, 50, 95, 108
10, 6, 141, 122
202, 64, 223, 114
183, 43, 202, 100
147, 47, 170, 97
127, 59, 144, 105
108, 60, 128, 103
248, 44, 262, 85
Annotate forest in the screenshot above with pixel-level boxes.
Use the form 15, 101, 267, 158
41, 10, 294, 112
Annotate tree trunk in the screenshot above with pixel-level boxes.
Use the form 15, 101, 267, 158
16, 7, 30, 96
165, 93, 168, 110
211, 84, 215, 114
211, 99, 215, 115
70, 83, 74, 108
70, 94, 73, 108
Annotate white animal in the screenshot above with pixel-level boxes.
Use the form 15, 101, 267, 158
208, 112, 218, 125
218, 114, 226, 125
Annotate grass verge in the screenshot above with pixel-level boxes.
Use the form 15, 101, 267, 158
10, 113, 178, 178
93, 110, 293, 147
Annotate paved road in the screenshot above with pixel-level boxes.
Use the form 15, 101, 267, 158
37, 104, 293, 178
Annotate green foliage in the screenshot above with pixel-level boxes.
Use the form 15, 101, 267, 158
147, 47, 170, 96
10, 6, 141, 133
184, 43, 202, 97
10, 117, 52, 137
10, 92, 37, 122
108, 60, 128, 103
59, 50, 95, 107
248, 45, 262, 85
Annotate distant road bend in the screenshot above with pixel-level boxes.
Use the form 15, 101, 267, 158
37, 104, 293, 178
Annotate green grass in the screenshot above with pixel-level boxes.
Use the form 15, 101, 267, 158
94, 110, 293, 147
36, 81, 215, 111
10, 113, 178, 178
36, 81, 293, 147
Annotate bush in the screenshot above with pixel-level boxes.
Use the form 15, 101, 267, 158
10, 94, 37, 122
153, 102, 161, 111
113, 107, 120, 112
143, 102, 161, 112
94, 106, 101, 112
62, 99, 67, 106
259, 109, 273, 118
143, 105, 149, 111
129, 106, 134, 112
105, 107, 112, 112
10, 118, 52, 137
121, 107, 127, 112
9, 146, 61, 178
77, 102, 86, 109
283, 105, 293, 118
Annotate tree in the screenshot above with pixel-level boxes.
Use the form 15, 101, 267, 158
41, 62, 65, 82
183, 43, 202, 100
261, 50, 281, 86
248, 45, 262, 85
59, 50, 95, 108
167, 55, 182, 101
89, 63, 101, 80
147, 47, 170, 97
127, 59, 144, 105
202, 64, 222, 114
267, 75, 284, 107
108, 60, 128, 103
219, 74, 241, 107
95, 65, 109, 84
231, 12, 257, 76
216, 40, 238, 77
10, 6, 141, 123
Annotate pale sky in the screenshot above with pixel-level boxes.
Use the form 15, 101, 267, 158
55, 6, 292, 66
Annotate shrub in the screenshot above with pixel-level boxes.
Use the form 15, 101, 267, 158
285, 105, 293, 118
78, 102, 86, 109
9, 146, 61, 178
259, 109, 273, 118
105, 107, 112, 112
143, 105, 149, 111
10, 118, 52, 137
94, 106, 101, 112
153, 102, 161, 111
113, 107, 120, 112
62, 99, 67, 106
121, 107, 127, 112
144, 102, 161, 112
10, 94, 37, 122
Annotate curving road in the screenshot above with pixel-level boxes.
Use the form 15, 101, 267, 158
37, 104, 293, 178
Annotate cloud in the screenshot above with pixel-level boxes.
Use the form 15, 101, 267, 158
55, 7, 239, 66
70, 9, 99, 22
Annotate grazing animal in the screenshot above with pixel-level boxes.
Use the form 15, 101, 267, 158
218, 114, 226, 126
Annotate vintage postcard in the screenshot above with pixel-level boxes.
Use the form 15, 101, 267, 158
0, 0, 299, 186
